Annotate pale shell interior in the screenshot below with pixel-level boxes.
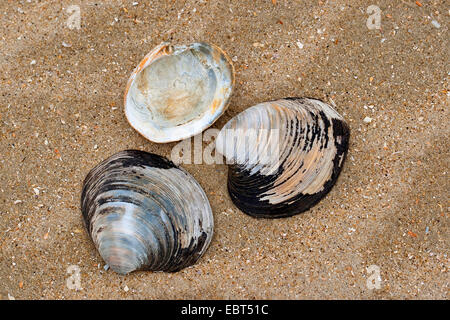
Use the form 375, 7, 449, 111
125, 42, 234, 143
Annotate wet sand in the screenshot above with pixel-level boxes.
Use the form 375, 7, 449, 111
0, 0, 448, 299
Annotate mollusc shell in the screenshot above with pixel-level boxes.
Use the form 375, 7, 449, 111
81, 150, 214, 274
124, 42, 234, 143
216, 98, 350, 218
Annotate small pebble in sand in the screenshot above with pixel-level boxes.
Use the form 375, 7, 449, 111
407, 230, 417, 238
33, 188, 40, 196
431, 20, 441, 29
8, 293, 15, 300
296, 41, 304, 49
14, 200, 22, 205
103, 264, 110, 271
30, 60, 36, 65
62, 41, 72, 48
123, 285, 129, 292
222, 208, 233, 216
418, 116, 424, 122
363, 116, 373, 124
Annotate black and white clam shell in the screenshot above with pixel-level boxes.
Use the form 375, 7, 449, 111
216, 98, 350, 218
81, 150, 214, 274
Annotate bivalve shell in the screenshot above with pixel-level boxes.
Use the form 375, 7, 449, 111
215, 98, 350, 218
81, 150, 214, 274
124, 42, 234, 143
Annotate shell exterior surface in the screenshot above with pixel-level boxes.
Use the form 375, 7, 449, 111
215, 98, 350, 218
124, 42, 234, 143
81, 150, 214, 274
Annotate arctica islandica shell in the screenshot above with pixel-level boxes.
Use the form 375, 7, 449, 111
124, 42, 234, 143
215, 98, 350, 218
81, 150, 214, 274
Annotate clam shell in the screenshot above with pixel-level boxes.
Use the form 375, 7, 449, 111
124, 42, 234, 143
81, 150, 214, 274
216, 98, 350, 218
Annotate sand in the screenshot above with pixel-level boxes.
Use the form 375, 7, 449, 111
0, 0, 448, 299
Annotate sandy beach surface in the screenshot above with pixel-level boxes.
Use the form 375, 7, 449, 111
0, 0, 448, 299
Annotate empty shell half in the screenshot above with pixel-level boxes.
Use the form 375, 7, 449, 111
215, 98, 350, 218
80, 150, 214, 274
124, 42, 235, 143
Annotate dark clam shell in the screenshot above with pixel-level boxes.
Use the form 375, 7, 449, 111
216, 98, 350, 218
81, 150, 214, 274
